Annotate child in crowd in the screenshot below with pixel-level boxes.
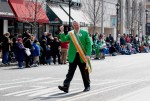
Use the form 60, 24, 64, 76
16, 38, 26, 69
46, 45, 51, 65
31, 40, 40, 67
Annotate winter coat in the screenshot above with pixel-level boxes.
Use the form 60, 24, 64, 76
31, 43, 40, 57
16, 43, 26, 61
60, 29, 92, 63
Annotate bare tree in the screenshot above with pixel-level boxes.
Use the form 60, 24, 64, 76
81, 0, 103, 34
138, 2, 145, 37
16, 0, 46, 36
129, 0, 140, 36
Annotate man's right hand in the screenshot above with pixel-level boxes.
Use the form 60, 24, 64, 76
59, 25, 64, 34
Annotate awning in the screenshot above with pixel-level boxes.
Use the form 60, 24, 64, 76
47, 4, 72, 25
8, 0, 49, 23
0, 1, 15, 18
61, 6, 90, 26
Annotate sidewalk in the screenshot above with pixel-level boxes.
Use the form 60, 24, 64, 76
112, 87, 150, 101
0, 58, 17, 67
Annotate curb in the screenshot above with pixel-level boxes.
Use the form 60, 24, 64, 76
0, 63, 17, 67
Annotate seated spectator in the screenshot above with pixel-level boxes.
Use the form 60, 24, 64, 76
114, 41, 121, 53
109, 44, 117, 56
143, 43, 150, 53
120, 46, 131, 55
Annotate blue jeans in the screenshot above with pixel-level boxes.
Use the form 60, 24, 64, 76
18, 61, 23, 68
2, 51, 9, 64
46, 58, 51, 65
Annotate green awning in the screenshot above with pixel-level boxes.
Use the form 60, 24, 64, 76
61, 6, 90, 26
46, 4, 90, 27
46, 4, 71, 25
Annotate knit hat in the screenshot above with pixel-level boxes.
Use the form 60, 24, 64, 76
18, 38, 22, 42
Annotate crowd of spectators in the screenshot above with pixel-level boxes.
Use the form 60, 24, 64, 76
92, 33, 150, 59
0, 30, 150, 68
0, 30, 69, 68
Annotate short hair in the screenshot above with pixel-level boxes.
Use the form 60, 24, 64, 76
72, 20, 79, 25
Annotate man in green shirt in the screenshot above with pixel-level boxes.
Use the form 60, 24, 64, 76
58, 21, 92, 93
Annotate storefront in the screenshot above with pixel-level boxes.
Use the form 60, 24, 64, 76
46, 4, 71, 36
0, 0, 15, 43
8, 0, 49, 38
46, 4, 90, 36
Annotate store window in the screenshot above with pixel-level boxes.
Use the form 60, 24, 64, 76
0, 0, 7, 2
24, 23, 32, 34
53, 26, 59, 37
0, 19, 3, 43
38, 23, 46, 39
8, 20, 15, 34
16, 22, 23, 34
49, 25, 52, 33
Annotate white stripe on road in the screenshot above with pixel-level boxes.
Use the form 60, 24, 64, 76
14, 87, 57, 96
4, 86, 46, 96
0, 85, 22, 91
28, 87, 58, 97
0, 77, 52, 86
110, 86, 150, 101
0, 78, 30, 82
57, 77, 150, 101
40, 79, 63, 84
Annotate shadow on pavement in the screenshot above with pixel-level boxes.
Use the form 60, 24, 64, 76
31, 91, 83, 100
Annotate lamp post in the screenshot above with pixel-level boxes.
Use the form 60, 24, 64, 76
145, 9, 149, 35
69, 0, 71, 31
116, 3, 120, 39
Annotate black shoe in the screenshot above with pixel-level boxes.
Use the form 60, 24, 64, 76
58, 86, 69, 93
26, 66, 31, 68
83, 86, 90, 92
94, 57, 99, 60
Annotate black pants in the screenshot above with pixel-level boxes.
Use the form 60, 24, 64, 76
63, 53, 90, 88
53, 52, 61, 64
25, 55, 31, 67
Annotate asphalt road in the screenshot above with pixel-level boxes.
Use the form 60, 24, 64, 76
0, 53, 150, 101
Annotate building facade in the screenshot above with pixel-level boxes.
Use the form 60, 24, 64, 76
145, 0, 150, 35
119, 0, 145, 40
81, 0, 146, 40
46, 0, 89, 36
0, 0, 15, 42
0, 0, 146, 41
0, 0, 49, 41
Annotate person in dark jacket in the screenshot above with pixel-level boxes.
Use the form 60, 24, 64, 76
47, 33, 54, 57
16, 38, 26, 69
40, 39, 47, 65
109, 44, 117, 56
41, 32, 48, 43
46, 45, 51, 65
23, 33, 32, 67
2, 32, 11, 65
51, 37, 61, 64
120, 34, 126, 49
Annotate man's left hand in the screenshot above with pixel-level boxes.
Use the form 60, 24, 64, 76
86, 56, 90, 60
